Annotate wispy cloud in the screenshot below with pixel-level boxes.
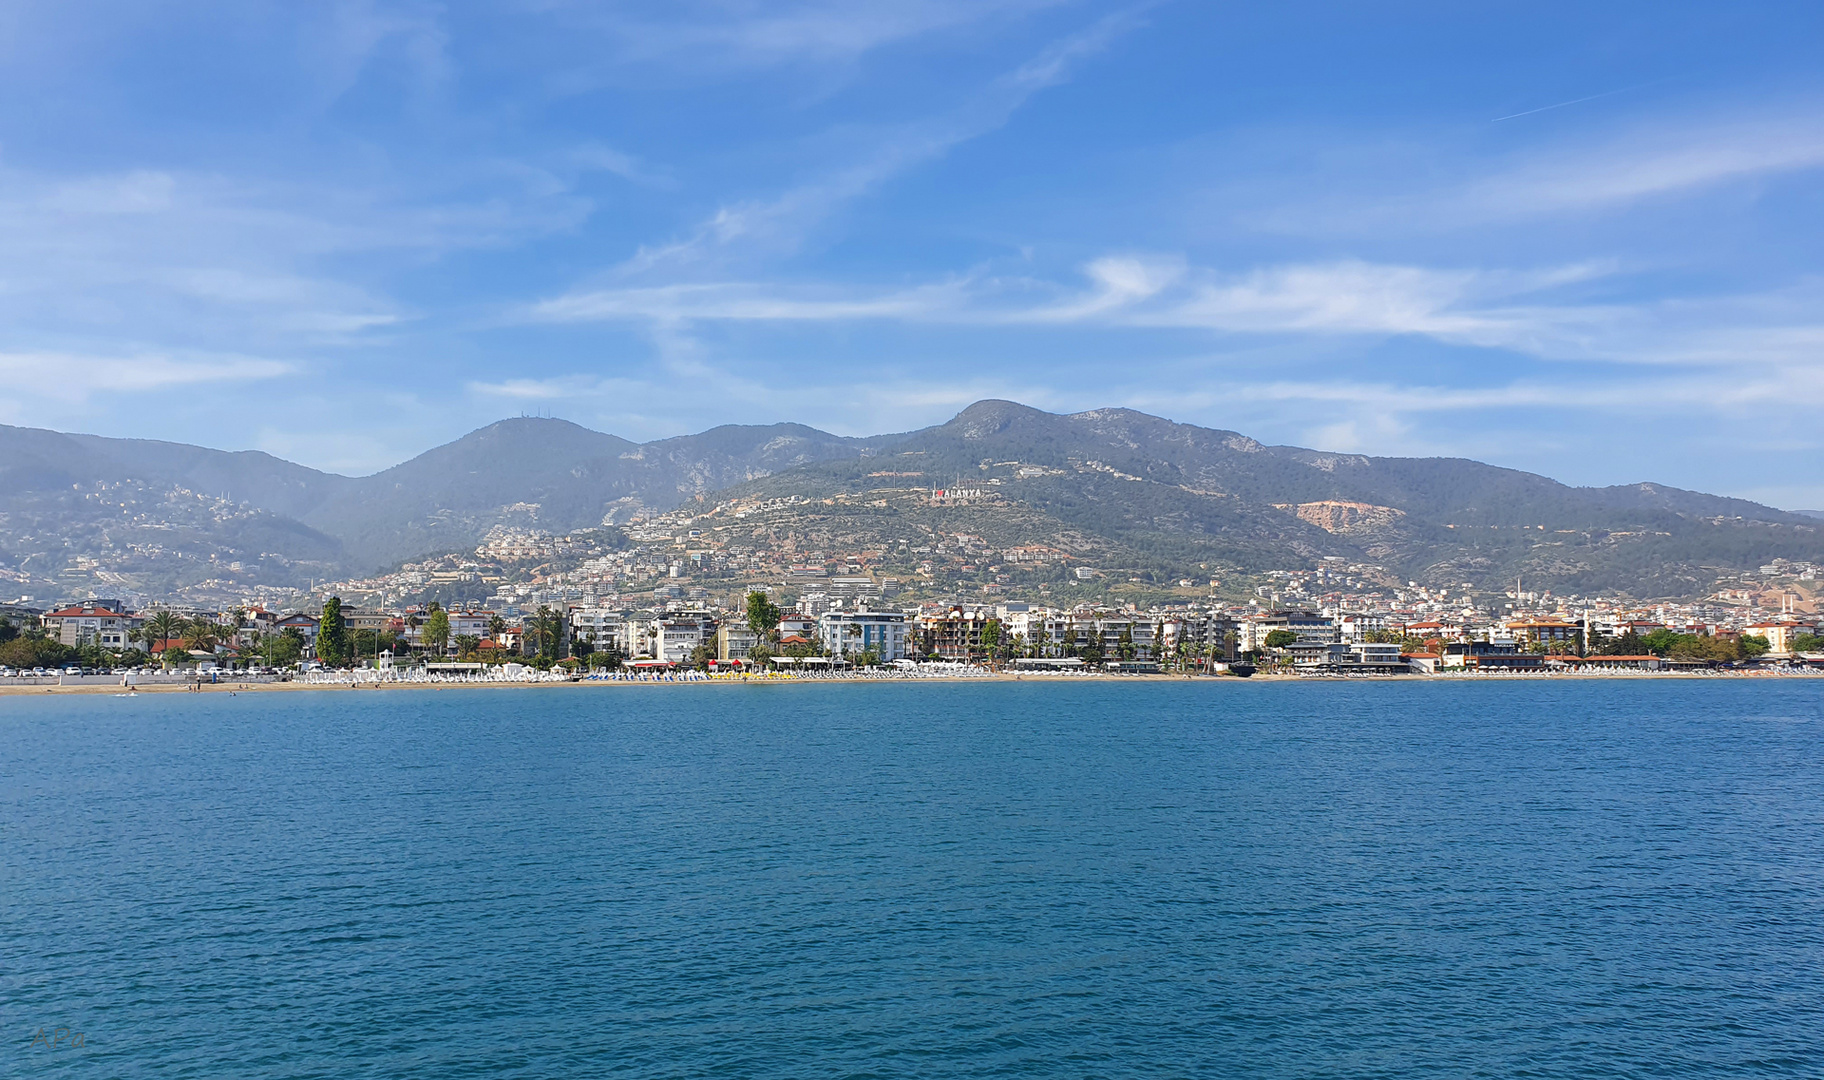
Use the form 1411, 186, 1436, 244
528, 279, 971, 323
1463, 115, 1824, 217
605, 9, 1145, 277
1489, 78, 1675, 123
539, 0, 1069, 76
1227, 103, 1824, 243
0, 160, 601, 358
0, 350, 291, 406
527, 252, 1824, 378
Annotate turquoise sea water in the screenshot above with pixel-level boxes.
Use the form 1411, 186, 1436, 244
5, 680, 1823, 1077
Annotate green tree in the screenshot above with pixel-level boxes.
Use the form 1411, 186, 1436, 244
745, 591, 782, 645
452, 634, 480, 661
269, 628, 304, 667
1593, 630, 1645, 656
1792, 633, 1824, 653
143, 610, 182, 654
1640, 628, 1680, 657
181, 617, 218, 654
980, 619, 1003, 667
424, 607, 452, 657
319, 597, 348, 666
1117, 624, 1137, 661
532, 605, 559, 661
349, 628, 396, 663
1263, 629, 1299, 650
487, 613, 507, 645
0, 616, 18, 644
1739, 634, 1771, 659
0, 636, 78, 669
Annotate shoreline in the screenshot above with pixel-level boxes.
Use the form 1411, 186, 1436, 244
3, 668, 1818, 696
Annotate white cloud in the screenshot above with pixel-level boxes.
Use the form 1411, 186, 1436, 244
1461, 115, 1824, 219
529, 253, 1824, 380
527, 279, 969, 323
1243, 107, 1824, 239
0, 350, 292, 405
0, 160, 598, 361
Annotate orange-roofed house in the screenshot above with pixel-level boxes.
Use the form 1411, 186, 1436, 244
41, 602, 141, 649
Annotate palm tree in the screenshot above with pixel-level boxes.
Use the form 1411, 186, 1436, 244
179, 618, 217, 661
143, 610, 182, 665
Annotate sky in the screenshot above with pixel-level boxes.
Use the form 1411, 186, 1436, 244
2, 1, 1821, 507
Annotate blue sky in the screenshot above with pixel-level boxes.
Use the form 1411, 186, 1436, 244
3, 1, 1821, 507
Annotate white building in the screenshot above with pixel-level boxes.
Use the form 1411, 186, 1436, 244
569, 608, 632, 654
649, 612, 716, 663
817, 612, 910, 662
41, 602, 141, 648
716, 623, 760, 662
1335, 612, 1387, 642
449, 610, 496, 639
1240, 610, 1335, 653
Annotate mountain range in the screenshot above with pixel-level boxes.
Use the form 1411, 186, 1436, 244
2, 401, 1818, 600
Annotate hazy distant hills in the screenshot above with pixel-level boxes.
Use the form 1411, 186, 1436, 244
0, 418, 903, 590
0, 426, 348, 594
2, 401, 1819, 599
301, 418, 902, 567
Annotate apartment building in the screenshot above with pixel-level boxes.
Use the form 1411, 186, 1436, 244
818, 612, 909, 662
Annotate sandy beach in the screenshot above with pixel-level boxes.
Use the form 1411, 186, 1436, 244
4, 668, 1815, 697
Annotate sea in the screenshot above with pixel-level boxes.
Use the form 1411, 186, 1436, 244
5, 679, 1822, 1078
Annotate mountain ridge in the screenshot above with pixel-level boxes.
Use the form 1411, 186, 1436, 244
1, 404, 1816, 600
